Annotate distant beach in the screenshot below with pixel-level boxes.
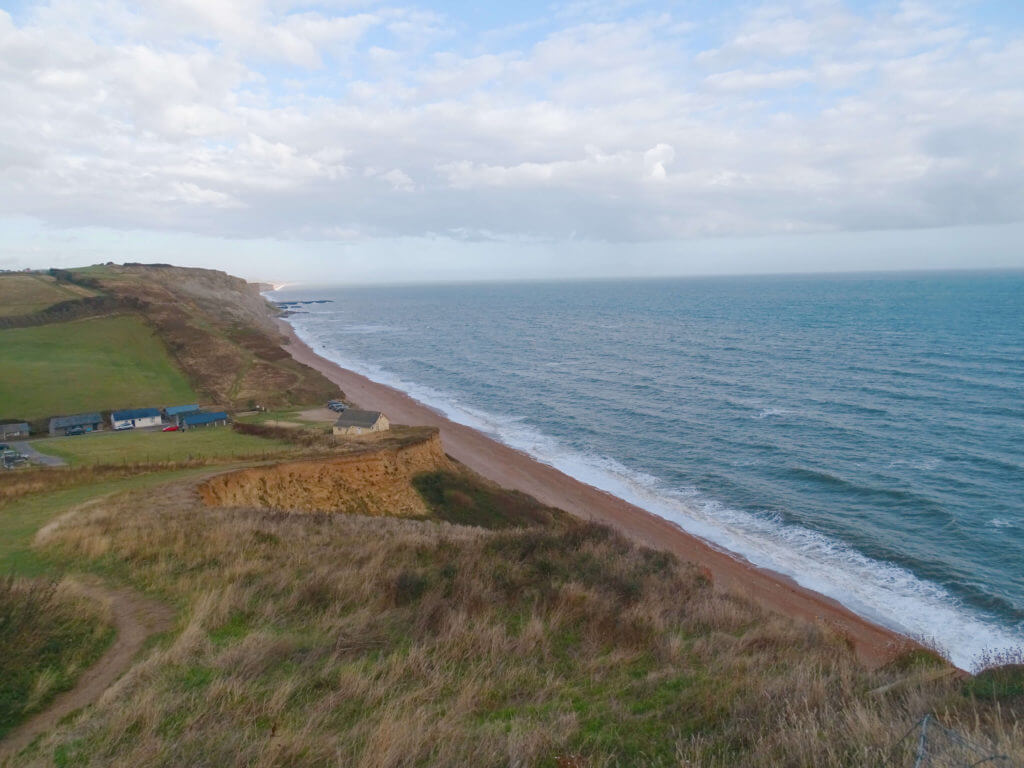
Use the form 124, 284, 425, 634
276, 315, 915, 669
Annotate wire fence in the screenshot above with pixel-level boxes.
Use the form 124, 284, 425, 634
886, 714, 1017, 767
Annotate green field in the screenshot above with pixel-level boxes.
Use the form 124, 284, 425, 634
34, 429, 298, 466
0, 314, 197, 420
0, 274, 94, 317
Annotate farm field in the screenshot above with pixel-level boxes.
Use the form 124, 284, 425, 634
33, 429, 299, 466
0, 274, 95, 317
0, 315, 197, 420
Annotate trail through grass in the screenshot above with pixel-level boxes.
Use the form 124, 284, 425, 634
0, 579, 114, 742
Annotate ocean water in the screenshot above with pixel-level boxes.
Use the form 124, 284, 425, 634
271, 272, 1024, 670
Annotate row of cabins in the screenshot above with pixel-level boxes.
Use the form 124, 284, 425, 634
7, 405, 385, 439
46, 405, 229, 436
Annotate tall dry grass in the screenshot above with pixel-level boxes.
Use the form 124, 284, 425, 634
14, 478, 1024, 767
0, 576, 113, 739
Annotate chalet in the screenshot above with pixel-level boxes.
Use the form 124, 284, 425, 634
180, 411, 229, 430
332, 410, 390, 436
49, 412, 103, 436
111, 407, 162, 430
165, 404, 201, 425
0, 422, 29, 440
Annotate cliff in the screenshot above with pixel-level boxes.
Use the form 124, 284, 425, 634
57, 264, 341, 410
198, 430, 453, 517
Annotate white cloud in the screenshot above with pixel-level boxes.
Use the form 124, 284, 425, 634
643, 144, 674, 180
0, 0, 1022, 251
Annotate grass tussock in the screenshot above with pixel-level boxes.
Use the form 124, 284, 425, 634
0, 576, 113, 739
15, 477, 1023, 768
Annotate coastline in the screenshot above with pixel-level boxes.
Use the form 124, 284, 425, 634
276, 317, 924, 669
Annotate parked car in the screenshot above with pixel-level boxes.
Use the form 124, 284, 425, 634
327, 400, 347, 412
162, 425, 179, 432
114, 424, 134, 431
65, 426, 85, 436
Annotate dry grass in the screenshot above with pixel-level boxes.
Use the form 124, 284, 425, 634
0, 576, 113, 739
0, 464, 204, 509
12, 476, 1023, 767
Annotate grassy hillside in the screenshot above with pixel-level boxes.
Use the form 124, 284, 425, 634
7, 472, 1020, 768
62, 265, 341, 410
1, 263, 1019, 767
0, 315, 197, 421
0, 274, 95, 318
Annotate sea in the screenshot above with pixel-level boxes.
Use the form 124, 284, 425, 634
269, 271, 1024, 671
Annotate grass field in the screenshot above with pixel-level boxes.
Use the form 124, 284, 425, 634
17, 478, 1022, 768
34, 429, 299, 466
0, 315, 197, 420
0, 274, 94, 317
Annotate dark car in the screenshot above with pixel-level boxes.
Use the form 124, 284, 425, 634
65, 426, 85, 436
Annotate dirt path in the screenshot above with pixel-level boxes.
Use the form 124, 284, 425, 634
9, 442, 65, 467
0, 583, 174, 763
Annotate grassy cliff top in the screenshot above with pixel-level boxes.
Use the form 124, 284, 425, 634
0, 264, 341, 420
10, 471, 1019, 768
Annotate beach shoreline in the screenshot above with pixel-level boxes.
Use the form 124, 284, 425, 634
276, 316, 925, 670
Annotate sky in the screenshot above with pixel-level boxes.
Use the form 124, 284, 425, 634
1, 0, 1023, 283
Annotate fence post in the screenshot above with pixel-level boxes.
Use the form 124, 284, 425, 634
912, 714, 930, 768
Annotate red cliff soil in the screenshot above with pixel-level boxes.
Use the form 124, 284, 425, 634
200, 431, 453, 518
278, 319, 924, 670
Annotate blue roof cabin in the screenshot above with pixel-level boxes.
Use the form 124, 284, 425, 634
165, 404, 201, 425
49, 412, 103, 436
180, 411, 229, 429
110, 407, 162, 430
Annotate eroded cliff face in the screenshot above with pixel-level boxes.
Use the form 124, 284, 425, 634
199, 431, 453, 517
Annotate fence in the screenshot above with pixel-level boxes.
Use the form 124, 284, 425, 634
886, 714, 1016, 767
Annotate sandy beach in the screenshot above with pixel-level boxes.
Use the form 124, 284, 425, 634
278, 318, 920, 669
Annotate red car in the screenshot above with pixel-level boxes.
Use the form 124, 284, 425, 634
162, 425, 179, 432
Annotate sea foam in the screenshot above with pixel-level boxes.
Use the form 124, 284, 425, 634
288, 314, 1024, 671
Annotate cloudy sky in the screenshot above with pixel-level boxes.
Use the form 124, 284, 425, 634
1, 0, 1023, 282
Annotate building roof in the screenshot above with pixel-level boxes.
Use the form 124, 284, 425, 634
0, 422, 29, 432
181, 411, 229, 426
165, 404, 201, 416
334, 410, 384, 428
50, 412, 103, 429
111, 407, 161, 421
